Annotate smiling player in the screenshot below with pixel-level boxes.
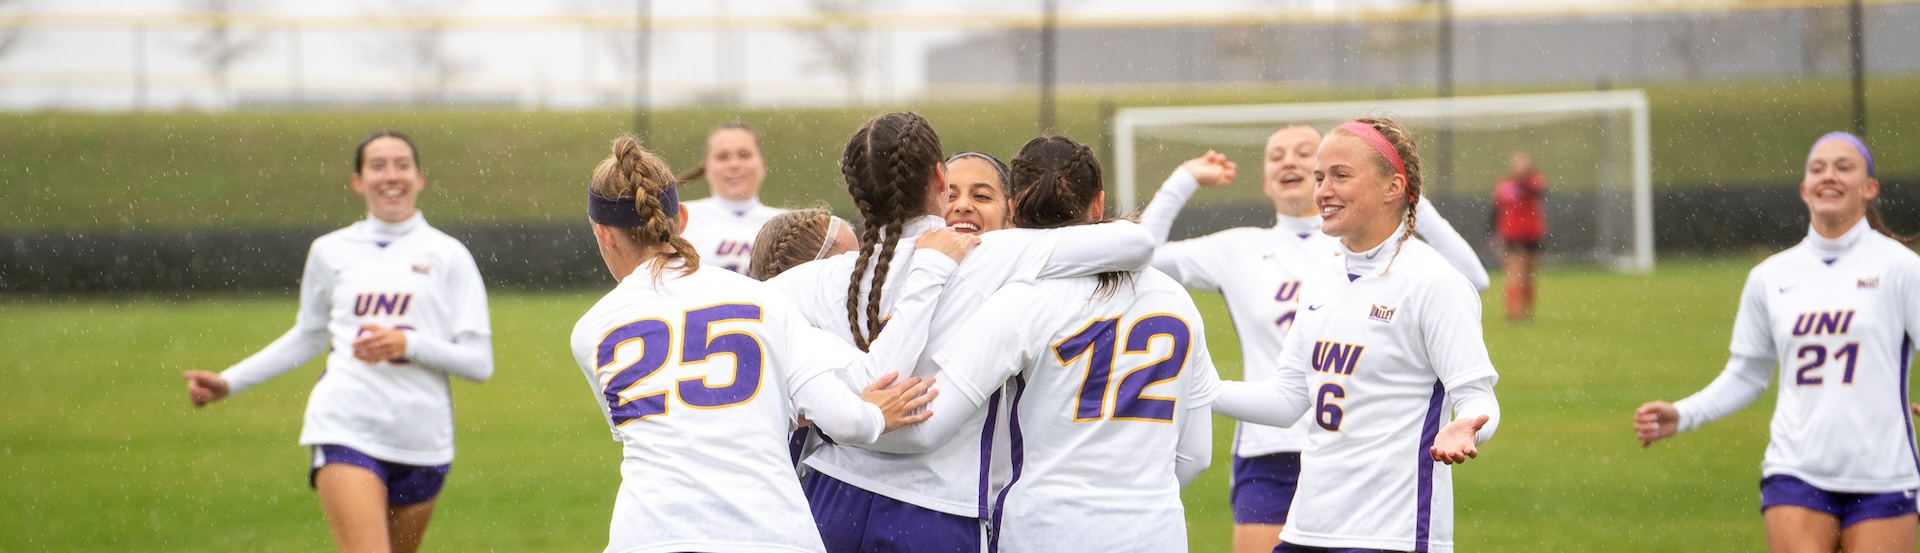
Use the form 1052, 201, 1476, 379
678, 121, 787, 274
1634, 132, 1920, 553
1138, 123, 1490, 553
182, 131, 493, 553
1209, 117, 1502, 553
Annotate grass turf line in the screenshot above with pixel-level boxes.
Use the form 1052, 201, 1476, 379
0, 258, 1875, 551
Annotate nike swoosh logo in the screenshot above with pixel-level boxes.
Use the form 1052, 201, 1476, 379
1778, 286, 1791, 294
1307, 305, 1324, 311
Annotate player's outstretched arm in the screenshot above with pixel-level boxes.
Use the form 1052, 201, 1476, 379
183, 370, 231, 407
1633, 401, 1681, 447
1431, 414, 1490, 464
1139, 152, 1235, 245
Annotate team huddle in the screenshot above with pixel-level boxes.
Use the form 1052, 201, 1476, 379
181, 112, 1916, 553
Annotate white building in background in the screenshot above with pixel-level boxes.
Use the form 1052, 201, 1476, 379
0, 0, 1894, 111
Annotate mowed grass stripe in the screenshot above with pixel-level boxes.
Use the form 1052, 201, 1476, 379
0, 258, 1868, 551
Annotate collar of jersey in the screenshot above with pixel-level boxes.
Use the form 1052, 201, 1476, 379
707, 195, 762, 215
1338, 221, 1410, 278
1274, 213, 1322, 237
1806, 217, 1870, 255
888, 215, 947, 241
361, 211, 425, 241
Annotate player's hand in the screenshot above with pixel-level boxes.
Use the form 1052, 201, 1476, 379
1910, 403, 1919, 418
1430, 414, 1489, 464
916, 227, 982, 263
1634, 401, 1680, 447
351, 324, 409, 363
861, 372, 937, 432
184, 370, 231, 407
1180, 150, 1237, 188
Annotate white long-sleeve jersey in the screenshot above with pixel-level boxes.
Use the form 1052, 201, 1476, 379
219, 213, 493, 466
1674, 219, 1920, 493
1139, 168, 1488, 458
682, 196, 785, 274
887, 269, 1221, 553
766, 215, 1156, 517
1211, 224, 1500, 553
570, 261, 930, 553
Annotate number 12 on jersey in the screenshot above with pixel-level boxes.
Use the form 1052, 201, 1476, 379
594, 304, 766, 426
1054, 314, 1192, 423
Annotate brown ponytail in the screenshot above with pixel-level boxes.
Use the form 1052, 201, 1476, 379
590, 134, 701, 279
841, 112, 944, 351
1008, 134, 1131, 297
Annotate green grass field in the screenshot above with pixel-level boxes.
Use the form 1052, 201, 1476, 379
4, 75, 1917, 232
1, 258, 1843, 552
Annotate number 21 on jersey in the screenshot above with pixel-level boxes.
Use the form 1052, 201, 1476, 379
1054, 314, 1192, 423
593, 304, 765, 426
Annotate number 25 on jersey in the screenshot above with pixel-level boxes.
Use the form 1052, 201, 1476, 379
593, 304, 765, 426
1054, 314, 1192, 423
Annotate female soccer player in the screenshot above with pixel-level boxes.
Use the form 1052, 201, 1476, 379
677, 121, 786, 273
569, 134, 961, 552
943, 151, 1012, 235
1209, 117, 1501, 553
880, 134, 1222, 552
1491, 149, 1547, 322
766, 112, 1158, 552
181, 131, 493, 553
1138, 124, 1490, 553
747, 208, 855, 281
1634, 132, 1918, 553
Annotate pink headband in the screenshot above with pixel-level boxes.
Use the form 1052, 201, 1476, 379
1337, 121, 1408, 196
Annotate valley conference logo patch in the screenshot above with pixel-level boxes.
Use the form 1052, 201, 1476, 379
1369, 304, 1397, 323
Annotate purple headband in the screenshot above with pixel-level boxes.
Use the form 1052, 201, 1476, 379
1810, 132, 1875, 178
588, 181, 680, 228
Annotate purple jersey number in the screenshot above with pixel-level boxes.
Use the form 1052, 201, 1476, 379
1056, 314, 1192, 423
595, 304, 766, 427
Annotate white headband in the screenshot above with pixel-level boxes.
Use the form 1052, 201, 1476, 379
814, 217, 846, 261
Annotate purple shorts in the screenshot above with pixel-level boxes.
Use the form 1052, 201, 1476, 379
802, 472, 982, 553
1760, 474, 1918, 528
1272, 543, 1395, 553
1232, 452, 1302, 525
309, 445, 451, 506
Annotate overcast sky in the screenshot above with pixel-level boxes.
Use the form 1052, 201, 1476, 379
0, 0, 1657, 110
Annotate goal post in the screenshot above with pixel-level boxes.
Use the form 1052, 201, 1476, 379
1111, 90, 1654, 273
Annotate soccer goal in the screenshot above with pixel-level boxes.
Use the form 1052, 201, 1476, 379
1111, 90, 1654, 273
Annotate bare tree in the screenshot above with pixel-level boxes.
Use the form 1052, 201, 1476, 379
184, 0, 263, 104
799, 0, 870, 103
374, 0, 472, 104
0, 0, 31, 66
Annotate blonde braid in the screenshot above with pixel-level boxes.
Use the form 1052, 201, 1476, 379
1349, 117, 1423, 277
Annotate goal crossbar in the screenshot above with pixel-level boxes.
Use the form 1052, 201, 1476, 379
1111, 90, 1654, 272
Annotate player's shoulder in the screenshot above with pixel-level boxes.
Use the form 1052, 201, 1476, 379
1748, 242, 1815, 280
1860, 231, 1920, 263
1398, 239, 1474, 288
310, 223, 361, 249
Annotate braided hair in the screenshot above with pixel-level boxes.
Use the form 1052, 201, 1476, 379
1337, 117, 1424, 276
748, 208, 834, 281
841, 112, 944, 351
1008, 134, 1131, 297
590, 134, 701, 280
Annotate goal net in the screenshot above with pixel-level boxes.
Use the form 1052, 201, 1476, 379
1111, 90, 1654, 273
